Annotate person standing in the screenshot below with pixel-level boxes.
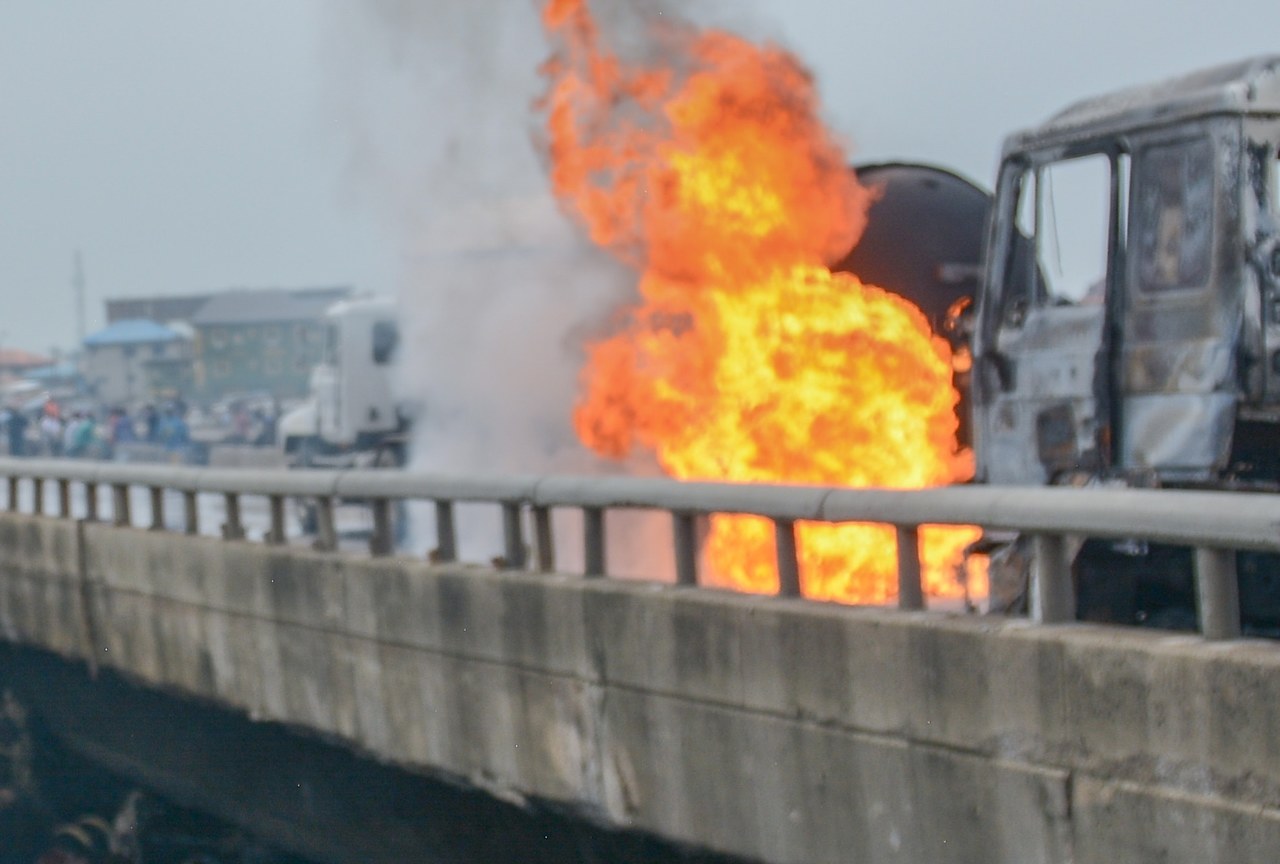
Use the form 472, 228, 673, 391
3, 406, 27, 457
143, 404, 160, 443
39, 409, 62, 457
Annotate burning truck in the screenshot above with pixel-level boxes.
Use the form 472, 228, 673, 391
833, 59, 1280, 632
541, 3, 1280, 629
969, 56, 1280, 630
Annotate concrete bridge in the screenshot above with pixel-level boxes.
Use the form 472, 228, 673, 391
0, 458, 1278, 863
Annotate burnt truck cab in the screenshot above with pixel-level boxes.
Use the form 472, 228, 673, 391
972, 57, 1280, 627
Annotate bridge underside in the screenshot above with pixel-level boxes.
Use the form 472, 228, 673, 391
0, 645, 738, 864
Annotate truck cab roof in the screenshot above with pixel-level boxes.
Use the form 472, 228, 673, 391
1003, 54, 1280, 156
324, 295, 397, 320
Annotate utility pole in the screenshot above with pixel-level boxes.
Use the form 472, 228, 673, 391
73, 250, 86, 349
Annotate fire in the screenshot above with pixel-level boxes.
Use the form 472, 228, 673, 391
539, 0, 982, 603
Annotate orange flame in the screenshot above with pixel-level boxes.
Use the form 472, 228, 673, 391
540, 0, 982, 603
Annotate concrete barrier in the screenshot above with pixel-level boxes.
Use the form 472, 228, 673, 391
0, 511, 1277, 863
205, 444, 286, 470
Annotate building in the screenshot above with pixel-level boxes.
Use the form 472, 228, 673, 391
105, 294, 215, 327
190, 287, 352, 402
105, 286, 350, 330
0, 348, 54, 381
81, 320, 188, 406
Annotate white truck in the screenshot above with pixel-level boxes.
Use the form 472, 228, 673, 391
279, 296, 407, 470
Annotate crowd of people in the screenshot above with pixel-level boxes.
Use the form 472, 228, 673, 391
0, 399, 191, 460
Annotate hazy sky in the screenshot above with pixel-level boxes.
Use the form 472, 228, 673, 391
0, 0, 1274, 354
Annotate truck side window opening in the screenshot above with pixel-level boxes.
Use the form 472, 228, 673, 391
999, 169, 1037, 327
372, 321, 399, 366
1134, 138, 1214, 291
1037, 154, 1112, 305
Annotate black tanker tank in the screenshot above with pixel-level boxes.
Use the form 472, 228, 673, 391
830, 162, 993, 445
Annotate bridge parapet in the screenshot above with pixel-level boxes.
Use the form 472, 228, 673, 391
3, 458, 1280, 637
1, 460, 1280, 862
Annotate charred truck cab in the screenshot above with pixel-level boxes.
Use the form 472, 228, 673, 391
973, 56, 1280, 629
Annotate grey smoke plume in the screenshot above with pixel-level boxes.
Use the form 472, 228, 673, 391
321, 1, 686, 573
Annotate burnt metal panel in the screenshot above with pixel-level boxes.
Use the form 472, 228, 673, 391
1035, 403, 1082, 471
1121, 392, 1235, 476
978, 305, 1106, 485
1244, 118, 1280, 403
1122, 338, 1234, 393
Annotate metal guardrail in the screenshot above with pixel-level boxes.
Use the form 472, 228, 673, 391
2, 458, 1279, 640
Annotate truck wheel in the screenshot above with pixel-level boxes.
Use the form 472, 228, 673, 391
1238, 551, 1280, 633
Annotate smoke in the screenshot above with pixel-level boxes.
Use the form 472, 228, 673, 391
320, 1, 695, 573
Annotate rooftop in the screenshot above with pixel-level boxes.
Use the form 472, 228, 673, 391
84, 319, 183, 348
190, 286, 353, 326
0, 348, 54, 369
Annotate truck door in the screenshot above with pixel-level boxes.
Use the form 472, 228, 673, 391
1119, 132, 1235, 477
975, 152, 1124, 485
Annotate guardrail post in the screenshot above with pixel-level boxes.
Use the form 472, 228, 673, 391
896, 525, 925, 610
314, 497, 337, 552
583, 507, 606, 578
58, 479, 72, 518
673, 512, 698, 586
84, 482, 98, 522
183, 491, 199, 535
222, 493, 245, 541
267, 495, 286, 546
149, 486, 165, 531
1031, 533, 1075, 623
369, 499, 393, 557
434, 500, 457, 563
111, 484, 130, 527
533, 505, 554, 572
1195, 546, 1241, 640
7, 477, 17, 512
775, 519, 802, 598
502, 502, 526, 570
32, 477, 45, 515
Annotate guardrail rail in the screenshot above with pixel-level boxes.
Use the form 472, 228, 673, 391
2, 457, 1278, 640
